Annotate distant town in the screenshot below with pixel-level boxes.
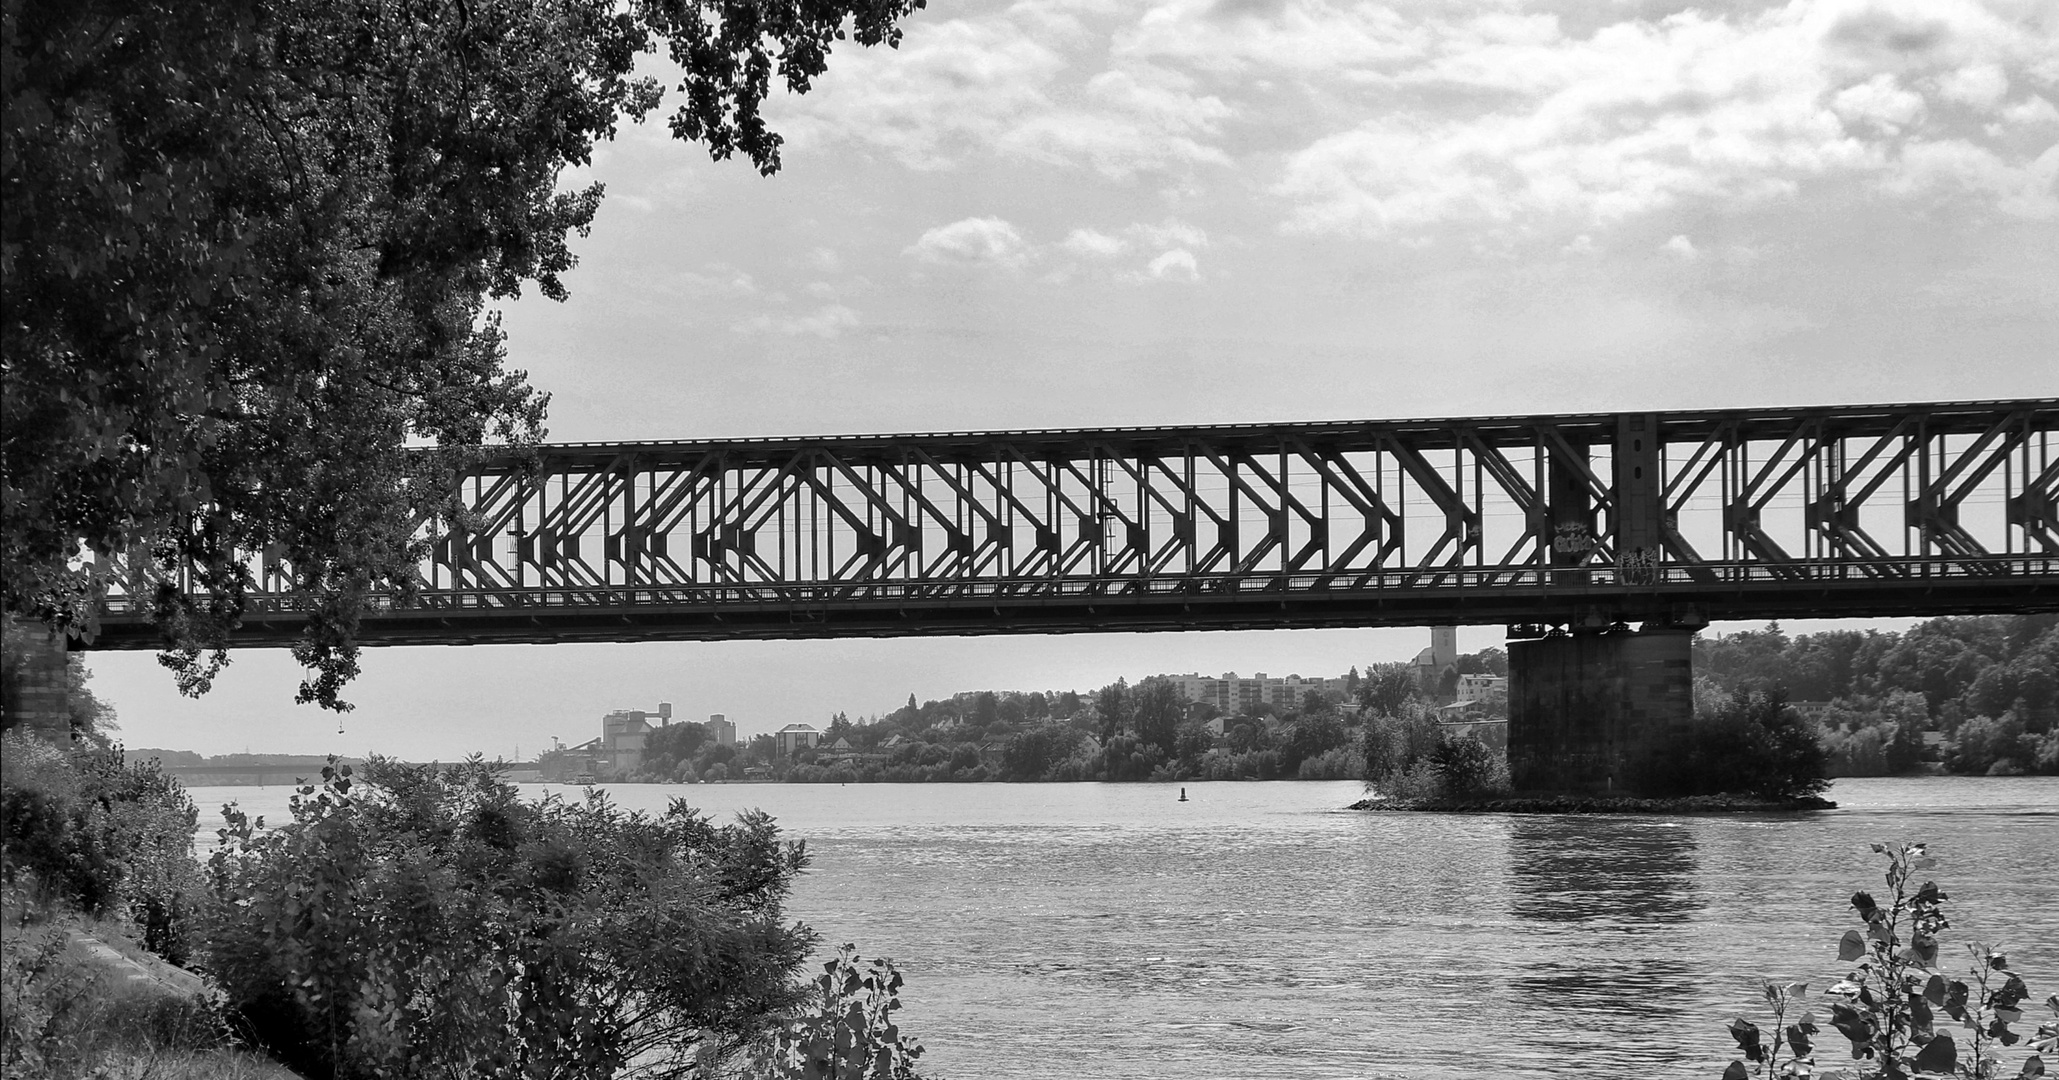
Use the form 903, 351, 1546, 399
519, 627, 1510, 785
130, 629, 1512, 786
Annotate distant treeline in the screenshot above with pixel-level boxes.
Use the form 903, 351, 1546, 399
615, 653, 1510, 786
128, 751, 369, 785
1693, 613, 2057, 777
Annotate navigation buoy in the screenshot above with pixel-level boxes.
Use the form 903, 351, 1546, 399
1179, 787, 1188, 802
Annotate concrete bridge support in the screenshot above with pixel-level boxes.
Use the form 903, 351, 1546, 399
1506, 627, 1693, 795
1, 614, 74, 742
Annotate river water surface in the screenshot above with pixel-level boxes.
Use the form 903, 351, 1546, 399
187, 777, 2059, 1079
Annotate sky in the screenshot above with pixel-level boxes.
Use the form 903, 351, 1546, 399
89, 0, 2057, 759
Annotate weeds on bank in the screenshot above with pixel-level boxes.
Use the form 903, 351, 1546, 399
1724, 842, 2057, 1079
1, 904, 284, 1080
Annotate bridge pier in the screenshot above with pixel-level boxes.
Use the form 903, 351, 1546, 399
1505, 626, 1693, 795
1, 614, 74, 742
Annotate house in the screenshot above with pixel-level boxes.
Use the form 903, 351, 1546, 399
826, 737, 859, 762
1455, 674, 1506, 705
775, 724, 821, 756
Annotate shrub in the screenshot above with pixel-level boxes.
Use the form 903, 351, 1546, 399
1295, 747, 1364, 781
1431, 733, 1495, 798
1633, 689, 1827, 801
0, 732, 202, 964
200, 757, 819, 1079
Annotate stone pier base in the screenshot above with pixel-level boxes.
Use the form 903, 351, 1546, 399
1507, 628, 1692, 795
2, 614, 74, 742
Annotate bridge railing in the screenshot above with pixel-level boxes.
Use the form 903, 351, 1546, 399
91, 554, 2056, 616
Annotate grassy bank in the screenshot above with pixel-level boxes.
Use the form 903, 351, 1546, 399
3, 894, 300, 1080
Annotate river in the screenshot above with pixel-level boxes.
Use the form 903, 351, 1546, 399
184, 777, 2059, 1079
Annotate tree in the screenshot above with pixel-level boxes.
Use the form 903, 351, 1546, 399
2, 0, 923, 709
1281, 713, 1346, 773
1632, 688, 1829, 800
1094, 678, 1131, 744
999, 726, 1070, 781
1357, 662, 1417, 716
1431, 732, 1494, 798
1131, 677, 1185, 757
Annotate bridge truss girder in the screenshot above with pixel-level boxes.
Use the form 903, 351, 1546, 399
86, 399, 2059, 647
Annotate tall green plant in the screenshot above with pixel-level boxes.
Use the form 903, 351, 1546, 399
752, 946, 925, 1079
1724, 842, 2055, 1079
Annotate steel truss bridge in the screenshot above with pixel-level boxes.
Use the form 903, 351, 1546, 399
89, 399, 2059, 648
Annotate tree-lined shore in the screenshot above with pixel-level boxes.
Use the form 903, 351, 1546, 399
597, 614, 2057, 790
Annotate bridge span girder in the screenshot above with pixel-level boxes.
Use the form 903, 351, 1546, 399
84, 399, 2059, 648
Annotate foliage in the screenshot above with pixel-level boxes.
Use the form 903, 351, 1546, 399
1724, 842, 2054, 1080
1129, 677, 1186, 758
1431, 733, 1497, 799
1294, 746, 1364, 781
998, 726, 1075, 782
1695, 616, 2058, 775
0, 618, 118, 740
1816, 692, 1929, 778
1094, 679, 1131, 745
0, 731, 201, 963
1359, 703, 1441, 789
750, 945, 925, 1080
2, 0, 924, 708
1633, 688, 1828, 801
1357, 662, 1419, 716
200, 757, 819, 1079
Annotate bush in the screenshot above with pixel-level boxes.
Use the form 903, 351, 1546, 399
1633, 689, 1828, 801
1431, 733, 1498, 799
0, 732, 202, 964
1295, 746, 1364, 781
200, 757, 819, 1079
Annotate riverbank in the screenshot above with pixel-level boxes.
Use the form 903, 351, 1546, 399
1347, 792, 1838, 813
1, 907, 302, 1079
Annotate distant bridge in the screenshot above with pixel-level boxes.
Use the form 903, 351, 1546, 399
87, 399, 2059, 648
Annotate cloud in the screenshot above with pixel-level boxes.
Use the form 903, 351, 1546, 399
906, 217, 1034, 267
1260, 0, 2059, 236
676, 265, 758, 297
1143, 248, 1201, 280
768, 6, 1243, 178
1062, 228, 1128, 258
1052, 219, 1211, 281
1127, 218, 1209, 249
734, 304, 862, 339
1664, 234, 1699, 259
998, 66, 1234, 177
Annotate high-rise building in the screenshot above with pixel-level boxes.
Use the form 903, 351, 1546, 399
707, 713, 736, 746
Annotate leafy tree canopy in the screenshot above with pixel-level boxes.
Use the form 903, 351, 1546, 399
1, 0, 922, 708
